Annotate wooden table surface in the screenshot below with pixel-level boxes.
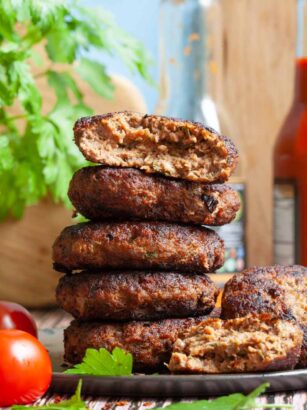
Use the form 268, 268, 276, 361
31, 309, 307, 410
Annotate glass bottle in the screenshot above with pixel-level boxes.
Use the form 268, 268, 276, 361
273, 0, 307, 265
156, 0, 246, 272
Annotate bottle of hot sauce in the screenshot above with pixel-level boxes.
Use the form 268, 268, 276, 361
273, 0, 307, 266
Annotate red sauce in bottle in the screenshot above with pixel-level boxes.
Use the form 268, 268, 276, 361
273, 58, 307, 266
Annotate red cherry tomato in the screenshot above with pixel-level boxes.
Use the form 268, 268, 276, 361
0, 301, 37, 337
0, 329, 52, 406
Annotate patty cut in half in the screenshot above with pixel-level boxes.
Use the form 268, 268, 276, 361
53, 221, 224, 273
73, 112, 238, 183
64, 316, 207, 372
168, 314, 303, 374
56, 271, 219, 321
69, 166, 240, 226
221, 265, 307, 368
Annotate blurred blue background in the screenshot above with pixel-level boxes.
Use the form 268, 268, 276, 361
83, 0, 160, 112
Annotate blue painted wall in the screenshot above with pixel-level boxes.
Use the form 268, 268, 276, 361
82, 0, 160, 112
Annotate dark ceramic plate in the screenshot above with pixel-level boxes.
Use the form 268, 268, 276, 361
40, 329, 307, 398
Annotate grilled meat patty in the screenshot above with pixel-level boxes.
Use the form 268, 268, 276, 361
68, 166, 240, 226
52, 221, 224, 273
64, 316, 207, 372
56, 271, 219, 321
73, 112, 238, 183
169, 314, 303, 374
221, 265, 307, 368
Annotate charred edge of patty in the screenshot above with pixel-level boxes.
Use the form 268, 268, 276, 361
221, 264, 307, 322
297, 326, 307, 368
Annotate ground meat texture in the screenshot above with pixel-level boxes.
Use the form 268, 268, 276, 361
168, 314, 303, 374
64, 316, 207, 372
221, 265, 307, 368
56, 271, 219, 321
68, 166, 240, 226
52, 221, 224, 273
73, 112, 238, 183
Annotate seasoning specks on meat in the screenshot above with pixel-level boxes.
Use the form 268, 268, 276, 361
221, 265, 307, 368
52, 221, 224, 273
169, 314, 303, 374
73, 111, 238, 183
64, 316, 207, 372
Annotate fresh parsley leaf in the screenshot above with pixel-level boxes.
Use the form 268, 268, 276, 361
155, 384, 293, 410
64, 347, 133, 376
29, 0, 66, 34
155, 395, 243, 410
0, 135, 14, 171
75, 5, 154, 85
0, 0, 152, 221
0, 0, 17, 42
12, 379, 89, 410
73, 213, 89, 224
236, 382, 268, 409
46, 24, 77, 63
76, 57, 114, 100
6, 381, 293, 410
47, 70, 83, 107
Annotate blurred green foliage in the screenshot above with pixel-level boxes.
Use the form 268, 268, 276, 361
0, 0, 152, 220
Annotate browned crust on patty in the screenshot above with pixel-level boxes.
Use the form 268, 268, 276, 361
73, 112, 238, 183
56, 271, 219, 321
169, 314, 303, 374
64, 316, 207, 372
52, 221, 224, 273
300, 325, 307, 368
221, 265, 307, 368
68, 166, 240, 226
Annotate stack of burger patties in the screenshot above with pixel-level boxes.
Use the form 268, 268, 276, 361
53, 111, 240, 373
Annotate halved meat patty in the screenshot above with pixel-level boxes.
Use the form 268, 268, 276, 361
56, 271, 219, 321
169, 314, 303, 374
73, 112, 238, 183
52, 221, 224, 273
221, 265, 307, 368
68, 166, 240, 225
64, 316, 207, 372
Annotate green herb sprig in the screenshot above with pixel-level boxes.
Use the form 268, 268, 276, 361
12, 380, 88, 410
157, 383, 292, 410
64, 347, 133, 376
0, 0, 152, 220
11, 381, 293, 410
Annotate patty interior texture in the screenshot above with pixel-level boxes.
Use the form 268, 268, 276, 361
74, 112, 238, 182
169, 314, 303, 374
64, 316, 207, 372
221, 265, 307, 368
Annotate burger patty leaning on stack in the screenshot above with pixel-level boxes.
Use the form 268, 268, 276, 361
53, 111, 240, 372
221, 265, 307, 368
